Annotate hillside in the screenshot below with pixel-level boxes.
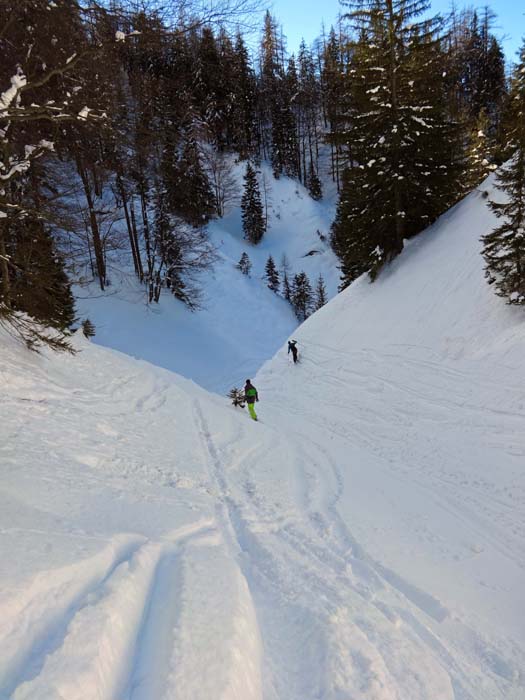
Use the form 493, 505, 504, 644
1, 175, 524, 700
75, 162, 340, 394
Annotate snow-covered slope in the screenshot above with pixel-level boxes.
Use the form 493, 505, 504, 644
252, 177, 525, 697
2, 174, 525, 700
75, 162, 340, 394
0, 329, 269, 700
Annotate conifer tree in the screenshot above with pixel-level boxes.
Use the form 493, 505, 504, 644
482, 41, 525, 305
331, 166, 374, 288
280, 253, 291, 278
237, 252, 252, 275
314, 274, 327, 310
241, 162, 265, 244
5, 218, 76, 331
259, 11, 299, 178
291, 271, 313, 321
322, 27, 346, 189
231, 32, 258, 158
331, 0, 464, 287
444, 8, 506, 135
307, 160, 323, 200
165, 134, 216, 227
282, 272, 292, 302
265, 255, 280, 292
297, 40, 321, 185
81, 318, 96, 338
280, 253, 292, 300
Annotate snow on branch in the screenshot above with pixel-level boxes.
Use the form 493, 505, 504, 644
0, 140, 55, 183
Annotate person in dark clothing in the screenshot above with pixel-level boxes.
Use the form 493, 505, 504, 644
288, 340, 298, 364
244, 379, 259, 421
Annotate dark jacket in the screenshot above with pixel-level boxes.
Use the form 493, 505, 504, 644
244, 382, 258, 404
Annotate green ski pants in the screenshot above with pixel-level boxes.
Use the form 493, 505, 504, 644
248, 402, 257, 420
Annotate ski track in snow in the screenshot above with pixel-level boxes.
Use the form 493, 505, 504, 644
2, 332, 524, 699
2, 330, 525, 700
3, 182, 525, 700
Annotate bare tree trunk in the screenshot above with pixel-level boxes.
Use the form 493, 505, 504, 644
139, 182, 154, 293
128, 195, 143, 281
301, 126, 307, 184
0, 223, 11, 307
335, 143, 341, 192
262, 171, 269, 230
75, 152, 106, 290
117, 173, 143, 280
307, 118, 314, 170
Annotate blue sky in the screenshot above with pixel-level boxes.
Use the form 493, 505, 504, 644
269, 0, 524, 62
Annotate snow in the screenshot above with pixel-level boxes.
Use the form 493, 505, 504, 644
2, 173, 525, 699
0, 69, 26, 113
76, 161, 340, 394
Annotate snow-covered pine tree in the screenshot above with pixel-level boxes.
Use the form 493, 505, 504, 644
314, 274, 327, 310
291, 271, 314, 321
166, 134, 216, 227
241, 162, 265, 244
265, 255, 280, 292
237, 252, 252, 275
482, 41, 525, 305
331, 165, 374, 288
332, 0, 464, 286
6, 218, 76, 331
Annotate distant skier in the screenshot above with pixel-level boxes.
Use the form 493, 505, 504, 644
244, 379, 259, 421
288, 339, 298, 364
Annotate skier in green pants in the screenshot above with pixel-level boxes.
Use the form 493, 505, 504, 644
244, 379, 259, 421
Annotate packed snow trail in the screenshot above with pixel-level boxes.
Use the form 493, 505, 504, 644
2, 179, 525, 699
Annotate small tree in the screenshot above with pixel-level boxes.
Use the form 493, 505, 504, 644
237, 252, 252, 276
291, 271, 314, 321
265, 255, 280, 292
282, 272, 292, 301
81, 318, 96, 338
241, 162, 265, 244
280, 253, 292, 300
314, 274, 327, 310
307, 160, 323, 200
165, 135, 217, 227
228, 387, 246, 407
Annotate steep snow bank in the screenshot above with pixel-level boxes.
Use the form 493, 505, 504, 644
252, 176, 525, 696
